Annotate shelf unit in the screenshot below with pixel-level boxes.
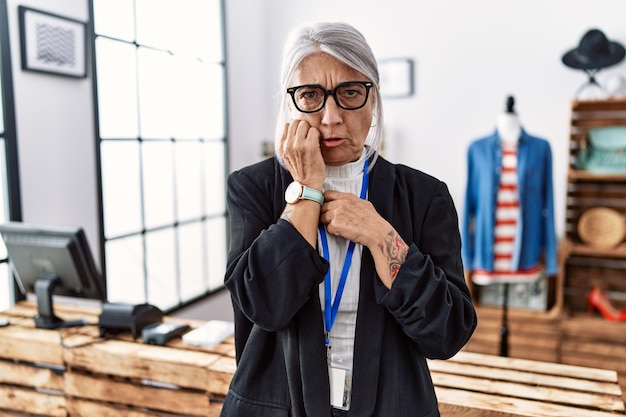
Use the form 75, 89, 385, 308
556, 98, 626, 376
560, 98, 626, 317
465, 99, 626, 375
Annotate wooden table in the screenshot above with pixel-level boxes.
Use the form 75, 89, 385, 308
0, 301, 234, 416
1, 302, 624, 416
430, 351, 625, 416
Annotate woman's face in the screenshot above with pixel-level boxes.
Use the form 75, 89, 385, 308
289, 53, 375, 166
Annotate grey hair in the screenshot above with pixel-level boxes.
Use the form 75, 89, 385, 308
274, 22, 384, 170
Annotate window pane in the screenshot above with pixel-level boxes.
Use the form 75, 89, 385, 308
101, 141, 143, 237
203, 0, 225, 62
105, 236, 145, 304
145, 227, 178, 309
204, 140, 226, 215
137, 47, 174, 139
135, 0, 173, 50
142, 141, 175, 229
93, 0, 135, 42
206, 217, 227, 290
178, 222, 206, 301
169, 0, 224, 62
175, 141, 203, 221
94, 0, 228, 311
205, 64, 225, 139
170, 57, 218, 140
96, 38, 138, 139
0, 263, 10, 311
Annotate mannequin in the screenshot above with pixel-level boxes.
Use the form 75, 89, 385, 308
472, 96, 542, 285
496, 96, 521, 145
462, 95, 558, 284
462, 96, 558, 356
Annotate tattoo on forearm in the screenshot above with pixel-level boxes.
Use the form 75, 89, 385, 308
380, 230, 408, 280
281, 208, 293, 223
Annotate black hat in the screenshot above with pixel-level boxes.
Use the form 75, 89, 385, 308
562, 29, 625, 70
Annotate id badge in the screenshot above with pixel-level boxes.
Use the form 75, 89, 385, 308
328, 352, 352, 410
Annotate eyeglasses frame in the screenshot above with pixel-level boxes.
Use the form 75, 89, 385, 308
286, 81, 374, 113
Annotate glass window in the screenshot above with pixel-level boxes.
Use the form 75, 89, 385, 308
137, 47, 175, 139
105, 235, 146, 303
95, 38, 139, 139
141, 141, 175, 229
175, 141, 204, 221
100, 141, 143, 237
93, 0, 228, 311
206, 217, 227, 289
93, 0, 135, 42
205, 140, 226, 215
145, 227, 178, 309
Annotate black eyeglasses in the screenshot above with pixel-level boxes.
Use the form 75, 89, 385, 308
286, 81, 373, 113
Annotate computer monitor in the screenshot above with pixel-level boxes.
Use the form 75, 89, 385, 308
0, 221, 106, 329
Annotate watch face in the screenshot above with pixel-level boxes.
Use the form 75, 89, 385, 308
285, 182, 302, 203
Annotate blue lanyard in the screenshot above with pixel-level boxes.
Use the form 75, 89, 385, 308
318, 158, 369, 346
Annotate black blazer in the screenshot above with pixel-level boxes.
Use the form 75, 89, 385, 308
220, 156, 476, 417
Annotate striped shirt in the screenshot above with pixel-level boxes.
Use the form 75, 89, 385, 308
472, 143, 540, 284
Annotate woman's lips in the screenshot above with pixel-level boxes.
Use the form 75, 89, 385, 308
321, 137, 345, 148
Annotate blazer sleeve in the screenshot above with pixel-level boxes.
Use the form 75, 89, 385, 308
461, 143, 477, 269
224, 167, 328, 332
375, 180, 477, 359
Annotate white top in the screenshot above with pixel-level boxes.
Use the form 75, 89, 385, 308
318, 150, 367, 373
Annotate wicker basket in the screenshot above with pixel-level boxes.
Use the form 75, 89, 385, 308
577, 207, 626, 248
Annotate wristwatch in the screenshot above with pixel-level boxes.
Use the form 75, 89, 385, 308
285, 181, 323, 205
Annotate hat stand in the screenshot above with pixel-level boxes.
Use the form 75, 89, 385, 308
575, 69, 608, 100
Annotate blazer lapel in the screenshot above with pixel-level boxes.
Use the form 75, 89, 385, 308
349, 158, 394, 415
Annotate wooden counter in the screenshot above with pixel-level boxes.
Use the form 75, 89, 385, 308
431, 351, 625, 416
0, 301, 233, 416
1, 302, 624, 416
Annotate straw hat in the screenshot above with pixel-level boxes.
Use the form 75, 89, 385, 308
578, 207, 626, 248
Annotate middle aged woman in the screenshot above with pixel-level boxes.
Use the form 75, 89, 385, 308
220, 21, 477, 417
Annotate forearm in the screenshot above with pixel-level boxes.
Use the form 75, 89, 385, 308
281, 200, 322, 248
366, 220, 409, 289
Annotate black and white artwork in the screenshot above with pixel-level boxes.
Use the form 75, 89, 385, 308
18, 6, 87, 78
378, 58, 415, 98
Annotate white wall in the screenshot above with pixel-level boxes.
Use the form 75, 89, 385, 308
7, 0, 626, 274
226, 0, 626, 240
5, 0, 100, 260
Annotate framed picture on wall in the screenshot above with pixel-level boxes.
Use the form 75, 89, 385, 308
378, 58, 415, 98
18, 6, 87, 78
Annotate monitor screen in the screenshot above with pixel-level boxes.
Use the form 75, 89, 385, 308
0, 221, 106, 329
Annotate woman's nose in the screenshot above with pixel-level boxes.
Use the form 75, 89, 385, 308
320, 95, 342, 125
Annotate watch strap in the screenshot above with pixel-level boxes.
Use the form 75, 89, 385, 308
300, 185, 324, 205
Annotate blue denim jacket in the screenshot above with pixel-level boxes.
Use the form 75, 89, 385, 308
461, 129, 558, 275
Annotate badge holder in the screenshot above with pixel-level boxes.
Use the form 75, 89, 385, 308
328, 350, 352, 410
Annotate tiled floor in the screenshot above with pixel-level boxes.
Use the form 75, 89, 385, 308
171, 289, 234, 322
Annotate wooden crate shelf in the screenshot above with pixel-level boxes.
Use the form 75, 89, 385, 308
0, 302, 235, 417
463, 305, 561, 362
465, 99, 626, 408
561, 99, 626, 319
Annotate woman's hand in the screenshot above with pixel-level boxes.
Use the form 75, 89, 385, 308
320, 190, 409, 288
279, 120, 326, 190
279, 120, 326, 247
